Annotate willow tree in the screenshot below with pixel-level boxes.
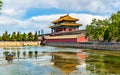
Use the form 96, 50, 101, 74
110, 11, 120, 41
86, 18, 108, 41
86, 11, 120, 42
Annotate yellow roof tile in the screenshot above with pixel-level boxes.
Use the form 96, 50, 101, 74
52, 14, 79, 23
49, 23, 82, 28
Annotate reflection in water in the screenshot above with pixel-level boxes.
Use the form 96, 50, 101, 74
0, 46, 120, 75
3, 51, 9, 57
23, 51, 26, 58
77, 50, 87, 62
3, 51, 39, 59
17, 51, 20, 58
76, 50, 87, 73
12, 52, 16, 56
104, 55, 120, 74
52, 52, 80, 74
29, 51, 33, 58
86, 53, 120, 75
35, 51, 38, 59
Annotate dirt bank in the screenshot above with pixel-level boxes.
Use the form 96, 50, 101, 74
0, 41, 40, 47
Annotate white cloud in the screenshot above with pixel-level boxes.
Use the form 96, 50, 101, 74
1, 0, 120, 18
0, 13, 106, 35
72, 13, 107, 28
30, 13, 107, 30
0, 16, 22, 25
0, 0, 118, 35
2, 8, 25, 18
0, 15, 32, 34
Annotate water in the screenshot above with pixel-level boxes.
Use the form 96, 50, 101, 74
0, 46, 120, 75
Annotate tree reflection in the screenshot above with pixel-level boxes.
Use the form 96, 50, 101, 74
3, 51, 9, 57
12, 52, 16, 56
86, 53, 120, 75
17, 51, 20, 58
34, 51, 38, 59
23, 51, 26, 59
29, 51, 33, 58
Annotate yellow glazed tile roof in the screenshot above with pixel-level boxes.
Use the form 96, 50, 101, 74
52, 14, 79, 23
49, 23, 81, 28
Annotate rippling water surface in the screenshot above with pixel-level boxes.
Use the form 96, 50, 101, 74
0, 46, 120, 75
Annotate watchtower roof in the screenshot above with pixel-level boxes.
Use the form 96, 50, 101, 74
52, 14, 79, 23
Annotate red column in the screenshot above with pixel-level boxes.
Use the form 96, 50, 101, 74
62, 28, 64, 32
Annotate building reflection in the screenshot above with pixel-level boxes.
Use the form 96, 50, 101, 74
76, 50, 87, 71
2, 51, 88, 75
51, 52, 82, 75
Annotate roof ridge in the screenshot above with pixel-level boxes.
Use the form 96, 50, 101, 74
52, 14, 79, 23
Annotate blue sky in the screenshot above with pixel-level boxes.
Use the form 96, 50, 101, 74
0, 0, 120, 35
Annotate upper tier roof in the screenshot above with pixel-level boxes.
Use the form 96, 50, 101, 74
49, 23, 81, 28
52, 14, 79, 23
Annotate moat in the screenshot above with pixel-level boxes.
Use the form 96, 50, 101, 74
0, 46, 120, 75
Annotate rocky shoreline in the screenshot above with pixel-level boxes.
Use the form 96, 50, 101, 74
45, 42, 120, 51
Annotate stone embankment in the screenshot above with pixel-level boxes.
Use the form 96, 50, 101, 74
0, 41, 40, 47
46, 42, 120, 50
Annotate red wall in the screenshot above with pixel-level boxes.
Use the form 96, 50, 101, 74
46, 38, 77, 43
77, 36, 88, 42
46, 35, 88, 43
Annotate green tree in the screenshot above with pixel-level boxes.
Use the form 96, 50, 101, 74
2, 31, 10, 41
0, 0, 3, 11
22, 33, 27, 41
0, 36, 2, 41
86, 18, 110, 41
16, 31, 22, 41
104, 28, 112, 42
27, 32, 33, 41
34, 31, 38, 41
2, 33, 5, 41
86, 19, 107, 41
110, 11, 120, 41
85, 10, 120, 42
11, 32, 16, 41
